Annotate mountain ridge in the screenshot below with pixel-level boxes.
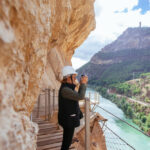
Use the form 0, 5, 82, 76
77, 27, 150, 86
101, 27, 150, 53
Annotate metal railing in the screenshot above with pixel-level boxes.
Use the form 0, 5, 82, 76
87, 91, 138, 150
97, 105, 149, 137
85, 97, 90, 150
32, 88, 91, 150
31, 89, 144, 150
32, 89, 59, 121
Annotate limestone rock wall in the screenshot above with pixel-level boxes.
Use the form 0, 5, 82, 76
0, 0, 95, 150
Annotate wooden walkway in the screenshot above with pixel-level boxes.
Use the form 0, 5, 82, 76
33, 118, 76, 150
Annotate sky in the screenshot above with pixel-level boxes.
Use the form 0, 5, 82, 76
71, 0, 150, 70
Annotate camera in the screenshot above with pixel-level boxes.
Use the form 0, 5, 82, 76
81, 74, 87, 78
79, 74, 88, 84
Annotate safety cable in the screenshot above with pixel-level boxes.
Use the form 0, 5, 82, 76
104, 125, 136, 150
99, 122, 136, 150
96, 105, 149, 137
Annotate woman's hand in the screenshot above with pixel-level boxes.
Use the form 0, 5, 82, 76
80, 75, 88, 84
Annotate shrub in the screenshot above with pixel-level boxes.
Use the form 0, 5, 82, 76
146, 114, 150, 128
127, 106, 134, 118
141, 116, 147, 123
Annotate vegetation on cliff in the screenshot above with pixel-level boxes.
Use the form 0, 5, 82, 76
94, 73, 150, 134
110, 73, 150, 103
101, 93, 150, 134
78, 48, 150, 86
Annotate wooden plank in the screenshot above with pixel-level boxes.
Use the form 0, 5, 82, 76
37, 135, 62, 142
47, 147, 61, 150
38, 129, 62, 136
32, 118, 45, 121
38, 122, 56, 126
32, 118, 42, 121
39, 126, 57, 132
32, 119, 46, 122
38, 132, 63, 140
33, 121, 50, 124
37, 142, 62, 150
38, 123, 57, 128
38, 129, 60, 134
49, 148, 76, 150
48, 147, 75, 150
39, 125, 57, 130
37, 137, 62, 146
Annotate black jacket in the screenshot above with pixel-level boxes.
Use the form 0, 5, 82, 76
58, 83, 86, 128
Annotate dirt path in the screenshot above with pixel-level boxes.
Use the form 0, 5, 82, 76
108, 90, 150, 107
127, 97, 150, 106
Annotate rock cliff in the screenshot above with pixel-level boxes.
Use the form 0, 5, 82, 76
101, 27, 150, 53
0, 0, 95, 149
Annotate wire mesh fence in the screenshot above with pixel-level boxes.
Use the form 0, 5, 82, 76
100, 122, 135, 150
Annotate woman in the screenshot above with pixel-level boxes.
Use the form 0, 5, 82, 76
58, 66, 88, 150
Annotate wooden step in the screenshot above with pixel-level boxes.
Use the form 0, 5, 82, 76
46, 147, 76, 150
32, 116, 76, 150
38, 123, 57, 129
34, 120, 51, 124
32, 118, 47, 122
38, 130, 62, 136
38, 132, 63, 140
39, 126, 57, 132
37, 142, 62, 150
37, 136, 62, 146
37, 134, 62, 143
47, 148, 61, 150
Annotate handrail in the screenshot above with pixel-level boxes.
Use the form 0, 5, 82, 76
32, 89, 91, 150
85, 97, 90, 150
33, 88, 58, 121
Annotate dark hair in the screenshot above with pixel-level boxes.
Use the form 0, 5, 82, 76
62, 78, 68, 83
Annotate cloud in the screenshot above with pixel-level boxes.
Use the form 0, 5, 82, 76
73, 36, 108, 61
71, 57, 87, 70
93, 0, 150, 42
73, 0, 150, 68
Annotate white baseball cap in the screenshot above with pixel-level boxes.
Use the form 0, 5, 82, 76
62, 66, 78, 78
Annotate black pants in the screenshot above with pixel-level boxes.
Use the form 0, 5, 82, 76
61, 127, 75, 150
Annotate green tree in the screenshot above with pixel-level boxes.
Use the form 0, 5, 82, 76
146, 114, 150, 128
127, 106, 133, 118
141, 116, 147, 123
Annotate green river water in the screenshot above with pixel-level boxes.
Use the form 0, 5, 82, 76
86, 88, 150, 150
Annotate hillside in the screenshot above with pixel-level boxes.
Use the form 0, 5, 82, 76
111, 72, 150, 104
77, 27, 150, 86
102, 73, 150, 134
